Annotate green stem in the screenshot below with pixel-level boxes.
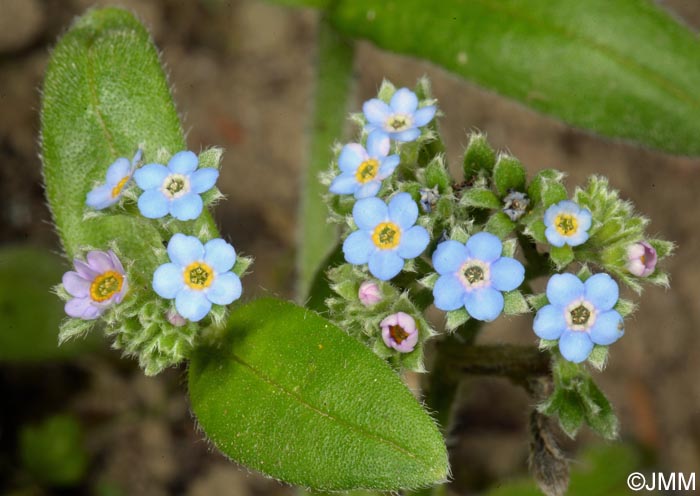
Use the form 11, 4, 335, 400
297, 17, 355, 302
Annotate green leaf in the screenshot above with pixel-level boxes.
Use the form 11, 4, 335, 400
463, 132, 496, 177
550, 245, 574, 269
20, 414, 88, 487
581, 377, 619, 440
493, 154, 526, 196
445, 308, 470, 331
298, 19, 353, 300
305, 244, 345, 313
460, 187, 501, 209
524, 218, 547, 244
324, 0, 700, 156
188, 298, 448, 491
484, 212, 515, 238
503, 290, 529, 315
0, 247, 99, 362
424, 156, 451, 192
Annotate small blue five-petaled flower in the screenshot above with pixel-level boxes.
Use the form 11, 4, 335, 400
329, 131, 400, 199
86, 149, 142, 210
533, 273, 624, 363
544, 200, 592, 247
152, 233, 242, 322
432, 232, 525, 322
363, 88, 436, 142
134, 151, 218, 221
343, 192, 429, 281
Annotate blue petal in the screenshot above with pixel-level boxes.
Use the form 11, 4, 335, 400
397, 225, 429, 259
353, 197, 388, 230
490, 256, 525, 291
206, 272, 242, 305
343, 230, 374, 264
464, 287, 504, 322
378, 155, 400, 177
152, 263, 184, 299
329, 174, 359, 195
433, 274, 465, 311
366, 130, 390, 158
557, 200, 581, 214
545, 226, 566, 247
388, 192, 418, 229
577, 208, 592, 231
432, 240, 468, 275
546, 273, 584, 307
86, 185, 116, 209
131, 148, 143, 164
338, 143, 366, 172
190, 168, 219, 194
134, 163, 169, 189
169, 193, 203, 221
355, 181, 381, 199
465, 232, 502, 262
368, 250, 404, 281
543, 204, 559, 227
137, 189, 169, 218
168, 233, 204, 267
413, 106, 436, 127
106, 158, 131, 185
175, 289, 212, 322
589, 310, 624, 345
391, 128, 421, 142
558, 330, 594, 363
533, 304, 566, 340
390, 88, 418, 113
584, 273, 619, 311
566, 229, 589, 247
363, 99, 391, 125
204, 238, 236, 273
168, 150, 199, 174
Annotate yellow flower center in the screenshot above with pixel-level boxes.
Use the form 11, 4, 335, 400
111, 175, 130, 198
555, 213, 578, 236
354, 159, 379, 184
184, 262, 214, 290
371, 222, 401, 250
89, 270, 124, 302
162, 174, 190, 199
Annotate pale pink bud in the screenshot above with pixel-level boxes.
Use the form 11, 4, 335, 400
380, 312, 419, 353
167, 309, 187, 327
358, 280, 382, 306
626, 241, 657, 277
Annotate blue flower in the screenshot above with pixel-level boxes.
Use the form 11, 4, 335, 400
544, 200, 592, 247
329, 131, 400, 199
363, 88, 436, 142
432, 232, 525, 322
134, 151, 218, 221
533, 273, 624, 363
152, 233, 242, 322
343, 192, 429, 281
86, 149, 142, 209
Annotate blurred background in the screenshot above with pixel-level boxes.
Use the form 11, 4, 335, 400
1, 0, 699, 494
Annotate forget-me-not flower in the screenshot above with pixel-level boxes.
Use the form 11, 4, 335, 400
626, 241, 657, 277
380, 312, 418, 353
86, 149, 142, 209
62, 250, 128, 320
329, 131, 399, 199
544, 200, 592, 247
343, 192, 429, 281
152, 234, 242, 322
432, 232, 525, 322
134, 151, 218, 221
533, 273, 624, 363
363, 88, 436, 142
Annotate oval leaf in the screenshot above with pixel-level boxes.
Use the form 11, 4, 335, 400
325, 0, 700, 156
188, 297, 448, 491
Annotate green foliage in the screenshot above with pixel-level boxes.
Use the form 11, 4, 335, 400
189, 298, 448, 491
298, 19, 354, 301
0, 247, 99, 362
493, 154, 526, 196
20, 414, 89, 487
313, 0, 700, 156
463, 132, 496, 177
459, 187, 501, 209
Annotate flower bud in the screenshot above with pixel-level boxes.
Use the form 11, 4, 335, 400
167, 309, 187, 327
626, 241, 657, 277
358, 281, 382, 306
380, 312, 418, 353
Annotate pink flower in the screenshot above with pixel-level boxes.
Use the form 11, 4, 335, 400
626, 241, 657, 277
62, 250, 128, 320
380, 312, 419, 353
358, 281, 382, 306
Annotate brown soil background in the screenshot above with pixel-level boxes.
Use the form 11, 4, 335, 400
1, 0, 699, 494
